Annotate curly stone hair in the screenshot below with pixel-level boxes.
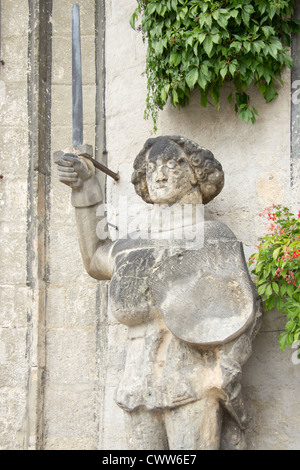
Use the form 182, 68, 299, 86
131, 136, 225, 204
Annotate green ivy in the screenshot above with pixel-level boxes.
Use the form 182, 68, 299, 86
130, 0, 300, 130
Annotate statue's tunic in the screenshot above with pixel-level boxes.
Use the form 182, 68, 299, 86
104, 221, 260, 412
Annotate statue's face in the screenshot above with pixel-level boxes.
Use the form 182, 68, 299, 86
146, 151, 197, 204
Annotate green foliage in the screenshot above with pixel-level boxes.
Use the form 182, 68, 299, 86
248, 205, 300, 352
130, 0, 300, 130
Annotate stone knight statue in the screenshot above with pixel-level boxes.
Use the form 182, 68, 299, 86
54, 135, 261, 450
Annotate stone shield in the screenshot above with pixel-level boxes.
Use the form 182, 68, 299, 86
149, 240, 257, 346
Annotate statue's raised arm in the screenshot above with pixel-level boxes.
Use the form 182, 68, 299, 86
54, 150, 112, 280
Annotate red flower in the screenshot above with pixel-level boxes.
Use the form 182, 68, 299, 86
298, 210, 300, 218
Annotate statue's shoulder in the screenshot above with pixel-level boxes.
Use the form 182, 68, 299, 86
204, 220, 237, 242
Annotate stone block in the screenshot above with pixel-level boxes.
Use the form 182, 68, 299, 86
0, 36, 28, 84
101, 384, 127, 450
0, 387, 28, 450
0, 229, 27, 285
106, 67, 148, 119
0, 328, 28, 388
51, 85, 95, 131
44, 388, 98, 440
49, 224, 89, 285
46, 327, 97, 385
0, 85, 27, 128
0, 285, 28, 328
45, 436, 97, 450
106, 21, 139, 74
0, 178, 28, 225
64, 284, 98, 327
47, 287, 66, 328
0, 127, 28, 177
1, 0, 29, 38
51, 0, 95, 37
51, 84, 72, 127
52, 35, 95, 86
108, 0, 137, 26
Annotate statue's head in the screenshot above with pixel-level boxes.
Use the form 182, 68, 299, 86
131, 136, 224, 205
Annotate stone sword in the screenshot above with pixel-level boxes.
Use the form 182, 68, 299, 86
55, 2, 119, 182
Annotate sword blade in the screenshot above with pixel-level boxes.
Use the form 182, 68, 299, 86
72, 2, 83, 147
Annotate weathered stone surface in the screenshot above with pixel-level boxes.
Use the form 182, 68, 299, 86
1, 0, 300, 452
150, 235, 256, 345
54, 133, 262, 450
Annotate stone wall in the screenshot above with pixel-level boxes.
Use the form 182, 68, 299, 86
0, 0, 299, 450
104, 0, 300, 450
0, 0, 32, 449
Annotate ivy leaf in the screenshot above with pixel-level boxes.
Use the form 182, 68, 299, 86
171, 88, 179, 106
268, 44, 278, 59
200, 92, 208, 107
129, 9, 139, 30
220, 65, 228, 80
229, 62, 237, 76
186, 68, 199, 88
198, 72, 208, 90
262, 26, 274, 39
153, 39, 166, 55
215, 12, 228, 29
201, 63, 211, 79
170, 51, 181, 67
279, 332, 288, 351
211, 33, 221, 44
171, 0, 178, 12
266, 296, 276, 311
282, 53, 294, 68
241, 10, 250, 27
198, 32, 207, 45
238, 108, 253, 124
200, 12, 212, 29
212, 10, 219, 21
211, 83, 220, 106
287, 283, 295, 298
277, 296, 285, 312
265, 284, 273, 298
264, 82, 278, 103
147, 3, 157, 15
244, 4, 255, 15
203, 36, 213, 57
230, 41, 242, 51
258, 283, 268, 296
252, 41, 263, 54
230, 9, 239, 19
160, 83, 170, 102
272, 282, 279, 295
243, 41, 251, 53
186, 35, 194, 48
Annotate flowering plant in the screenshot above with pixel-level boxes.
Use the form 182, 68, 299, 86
248, 205, 300, 352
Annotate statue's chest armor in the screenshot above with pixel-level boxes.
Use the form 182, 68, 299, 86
109, 247, 159, 326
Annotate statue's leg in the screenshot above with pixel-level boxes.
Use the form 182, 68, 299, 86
123, 407, 168, 450
164, 397, 222, 450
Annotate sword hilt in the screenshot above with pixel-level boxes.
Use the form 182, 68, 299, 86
74, 144, 120, 182
53, 144, 120, 182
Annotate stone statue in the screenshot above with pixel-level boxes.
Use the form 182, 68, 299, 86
55, 135, 261, 450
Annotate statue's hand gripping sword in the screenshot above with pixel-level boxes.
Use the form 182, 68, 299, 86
55, 3, 119, 182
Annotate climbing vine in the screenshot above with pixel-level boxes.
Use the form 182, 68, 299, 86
130, 0, 300, 130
